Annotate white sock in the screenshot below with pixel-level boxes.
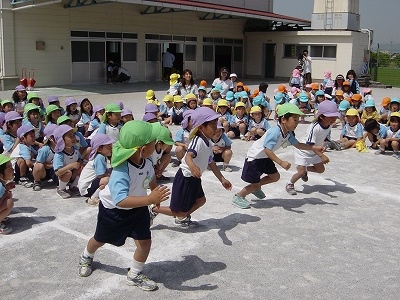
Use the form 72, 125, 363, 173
130, 259, 144, 275
58, 180, 68, 190
83, 246, 94, 258
71, 176, 79, 188
92, 188, 100, 198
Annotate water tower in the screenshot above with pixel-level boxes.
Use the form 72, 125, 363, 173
311, 0, 360, 31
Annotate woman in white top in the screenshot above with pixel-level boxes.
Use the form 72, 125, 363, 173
179, 69, 198, 98
212, 67, 233, 98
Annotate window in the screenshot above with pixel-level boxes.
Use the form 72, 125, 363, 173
310, 45, 336, 58
71, 41, 88, 62
324, 46, 337, 58
185, 45, 196, 61
283, 45, 307, 59
146, 43, 160, 61
203, 45, 213, 61
89, 42, 105, 62
123, 43, 137, 61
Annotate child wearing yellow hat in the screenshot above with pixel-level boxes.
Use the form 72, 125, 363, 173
159, 94, 174, 125
246, 105, 271, 141
78, 120, 170, 291
335, 108, 363, 150
171, 95, 186, 125
227, 101, 248, 140
216, 99, 232, 132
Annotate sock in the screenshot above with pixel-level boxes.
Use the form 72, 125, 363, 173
83, 246, 94, 258
130, 259, 144, 276
71, 176, 79, 188
92, 188, 100, 198
58, 180, 68, 190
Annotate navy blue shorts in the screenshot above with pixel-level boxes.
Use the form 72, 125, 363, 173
228, 126, 240, 137
44, 168, 58, 185
213, 153, 224, 162
94, 202, 151, 246
84, 177, 101, 197
241, 158, 278, 183
170, 168, 204, 213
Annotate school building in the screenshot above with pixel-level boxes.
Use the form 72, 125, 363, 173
0, 0, 369, 89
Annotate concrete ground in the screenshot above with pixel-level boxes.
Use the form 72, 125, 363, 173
0, 81, 399, 299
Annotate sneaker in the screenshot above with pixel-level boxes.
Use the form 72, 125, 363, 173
126, 270, 158, 291
78, 253, 93, 277
157, 175, 170, 182
57, 188, 71, 199
171, 161, 181, 168
301, 172, 309, 182
251, 189, 266, 199
19, 177, 33, 188
0, 222, 12, 234
240, 134, 245, 140
67, 186, 81, 197
232, 195, 251, 209
86, 197, 99, 206
174, 215, 199, 228
148, 204, 158, 226
223, 165, 232, 172
286, 183, 297, 195
2, 216, 10, 224
374, 149, 385, 155
33, 181, 42, 191
392, 152, 400, 158
329, 140, 342, 151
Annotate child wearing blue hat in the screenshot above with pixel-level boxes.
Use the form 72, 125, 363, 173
151, 107, 232, 227
233, 103, 325, 209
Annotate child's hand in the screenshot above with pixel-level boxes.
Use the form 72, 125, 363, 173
212, 146, 221, 154
312, 145, 325, 154
70, 162, 81, 170
221, 178, 232, 190
279, 160, 291, 170
320, 154, 330, 164
149, 185, 170, 206
190, 164, 201, 178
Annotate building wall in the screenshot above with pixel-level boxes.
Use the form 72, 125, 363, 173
198, 0, 273, 12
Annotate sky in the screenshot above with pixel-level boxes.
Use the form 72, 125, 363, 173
274, 0, 399, 51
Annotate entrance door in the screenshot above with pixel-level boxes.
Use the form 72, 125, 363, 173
264, 44, 276, 78
215, 45, 232, 76
162, 43, 183, 77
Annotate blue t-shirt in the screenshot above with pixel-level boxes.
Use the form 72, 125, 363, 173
2, 133, 17, 153
53, 146, 82, 170
36, 144, 55, 164
0, 183, 5, 198
18, 144, 37, 160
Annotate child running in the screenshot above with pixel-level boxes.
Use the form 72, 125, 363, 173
285, 101, 337, 195
78, 120, 170, 291
151, 107, 232, 227
232, 103, 325, 209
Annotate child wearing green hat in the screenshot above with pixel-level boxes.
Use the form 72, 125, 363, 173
78, 120, 170, 291
97, 103, 122, 141
45, 104, 61, 125
0, 154, 15, 234
23, 103, 44, 148
1, 99, 14, 114
151, 126, 174, 182
232, 103, 325, 209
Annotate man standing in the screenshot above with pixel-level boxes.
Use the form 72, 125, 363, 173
162, 48, 175, 81
302, 50, 312, 85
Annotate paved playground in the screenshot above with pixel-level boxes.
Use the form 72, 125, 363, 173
0, 82, 399, 299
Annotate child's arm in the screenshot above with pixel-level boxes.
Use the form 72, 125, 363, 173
264, 148, 291, 170
295, 143, 329, 164
208, 160, 232, 190
55, 162, 81, 177
185, 151, 201, 178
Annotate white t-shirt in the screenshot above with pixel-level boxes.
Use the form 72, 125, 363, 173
78, 154, 107, 196
180, 135, 213, 177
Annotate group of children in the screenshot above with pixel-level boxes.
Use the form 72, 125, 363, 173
0, 79, 398, 292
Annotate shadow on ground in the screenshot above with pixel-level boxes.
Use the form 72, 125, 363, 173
297, 179, 356, 198
251, 197, 338, 213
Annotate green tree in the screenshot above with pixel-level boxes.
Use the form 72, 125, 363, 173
393, 54, 400, 68
370, 51, 391, 67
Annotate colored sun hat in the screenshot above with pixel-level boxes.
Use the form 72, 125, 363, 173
144, 103, 158, 113
274, 92, 285, 104
47, 96, 59, 104
24, 103, 40, 114
1, 99, 13, 106
202, 98, 213, 106
211, 87, 221, 94
17, 124, 35, 138
91, 105, 104, 120
277, 84, 287, 92
239, 91, 249, 99
315, 90, 325, 97
381, 97, 391, 106
198, 86, 207, 92
181, 109, 195, 129
291, 86, 300, 94
230, 73, 237, 78
305, 84, 312, 89
362, 88, 372, 94
199, 80, 207, 87
0, 154, 11, 166
315, 100, 340, 118
225, 91, 235, 101
390, 97, 400, 104
163, 94, 174, 102
89, 133, 114, 160
57, 115, 72, 125
78, 98, 89, 107
236, 81, 244, 87
365, 99, 376, 108
250, 106, 262, 114
351, 94, 362, 101
335, 74, 345, 80
339, 100, 351, 111
0, 112, 5, 124
142, 112, 158, 122
102, 103, 123, 122
173, 95, 184, 103
148, 99, 161, 106
217, 99, 229, 107
298, 92, 310, 103
277, 103, 304, 117
342, 81, 350, 86
65, 97, 77, 107
252, 95, 267, 107
217, 121, 224, 129
169, 73, 180, 86
15, 85, 26, 91
121, 108, 133, 117
346, 108, 359, 116
145, 90, 155, 100
53, 124, 75, 153
43, 123, 58, 140
214, 83, 224, 93
390, 112, 400, 118
157, 126, 174, 145
115, 101, 124, 110
311, 83, 319, 90
189, 107, 220, 139
45, 104, 61, 123
335, 90, 344, 96
27, 92, 40, 102
185, 93, 197, 102
111, 120, 162, 167
3, 111, 23, 130
235, 101, 246, 109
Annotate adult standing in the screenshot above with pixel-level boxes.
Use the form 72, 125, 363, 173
162, 48, 175, 81
179, 69, 198, 98
346, 69, 360, 95
212, 67, 233, 98
302, 50, 312, 85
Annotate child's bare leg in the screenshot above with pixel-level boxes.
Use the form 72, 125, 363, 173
33, 163, 46, 182
86, 237, 105, 254
237, 173, 280, 197
222, 149, 232, 165
392, 141, 399, 152
154, 196, 206, 218
290, 165, 307, 184
133, 239, 151, 263
239, 123, 247, 135
256, 128, 265, 137
0, 196, 14, 222
223, 121, 229, 133
17, 158, 28, 177
157, 154, 171, 177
